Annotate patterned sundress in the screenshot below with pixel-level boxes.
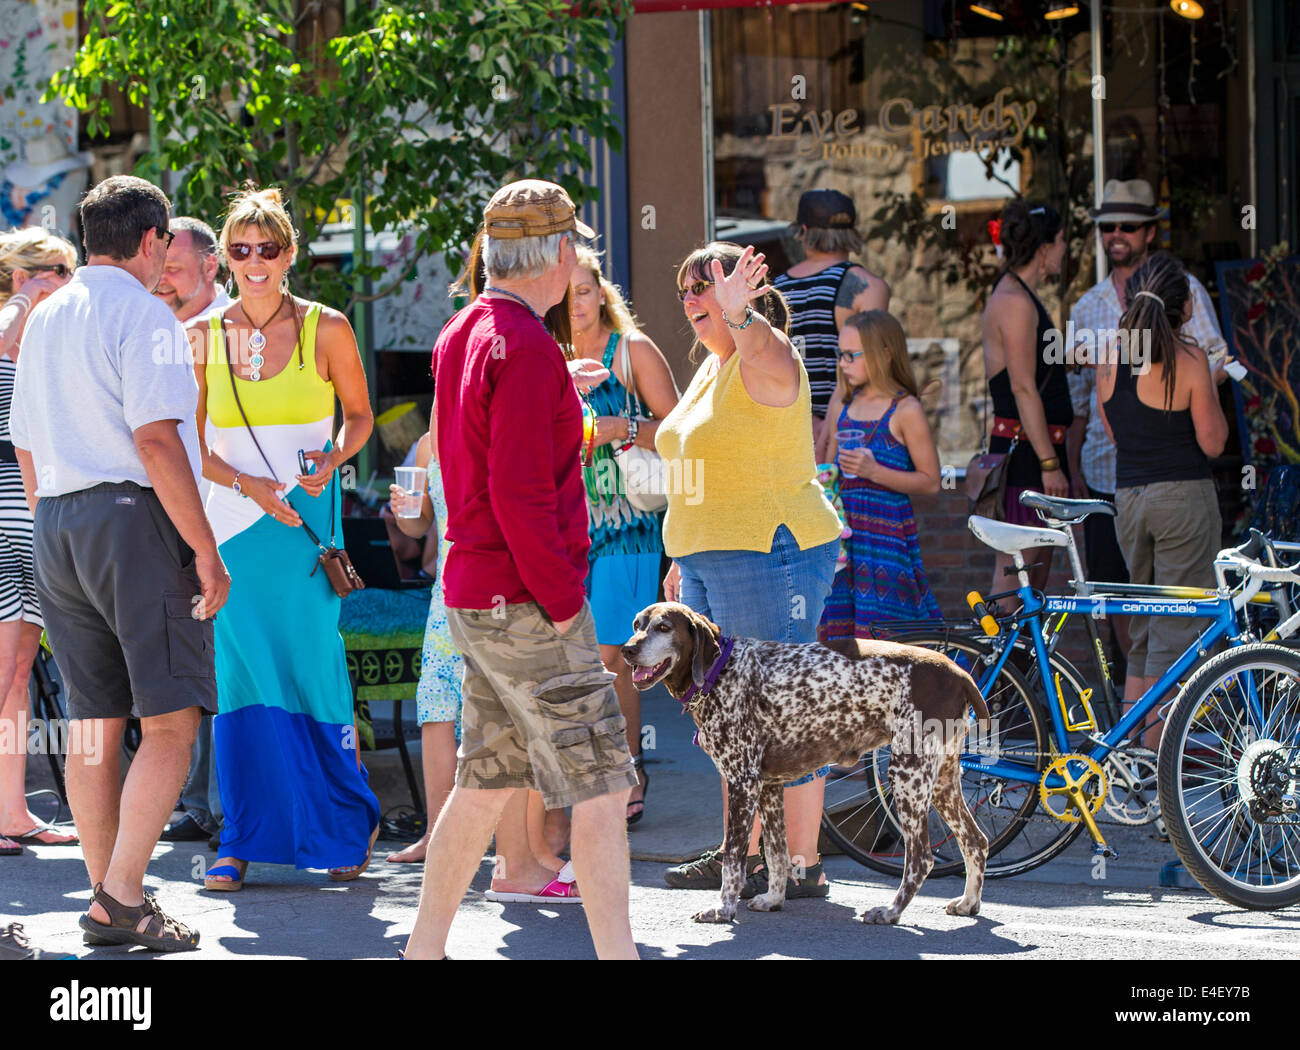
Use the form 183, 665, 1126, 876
415, 458, 462, 735
818, 399, 941, 642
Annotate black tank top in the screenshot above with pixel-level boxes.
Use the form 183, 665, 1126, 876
1103, 360, 1210, 488
986, 269, 1073, 428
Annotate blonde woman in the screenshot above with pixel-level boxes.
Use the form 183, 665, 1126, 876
815, 310, 941, 641
0, 229, 79, 854
568, 245, 677, 825
189, 184, 379, 889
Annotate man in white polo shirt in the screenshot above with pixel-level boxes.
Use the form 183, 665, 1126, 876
10, 175, 230, 952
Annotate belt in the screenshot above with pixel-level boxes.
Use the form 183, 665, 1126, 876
0, 440, 15, 464
992, 417, 1067, 446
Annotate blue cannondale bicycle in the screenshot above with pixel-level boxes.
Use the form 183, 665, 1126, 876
820, 492, 1300, 910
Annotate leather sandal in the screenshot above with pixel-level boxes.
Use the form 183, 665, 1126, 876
78, 884, 200, 953
204, 859, 248, 892
627, 753, 650, 827
329, 825, 380, 882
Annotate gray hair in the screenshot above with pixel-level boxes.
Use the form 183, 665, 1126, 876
482, 232, 569, 281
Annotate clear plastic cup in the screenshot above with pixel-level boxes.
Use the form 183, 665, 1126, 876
837, 428, 867, 453
393, 466, 425, 519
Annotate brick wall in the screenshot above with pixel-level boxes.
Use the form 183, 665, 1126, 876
910, 486, 1096, 668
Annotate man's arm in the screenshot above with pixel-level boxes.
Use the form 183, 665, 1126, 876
486, 352, 586, 626
133, 420, 230, 619
15, 448, 37, 516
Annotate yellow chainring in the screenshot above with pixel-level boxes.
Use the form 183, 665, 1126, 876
1038, 753, 1108, 824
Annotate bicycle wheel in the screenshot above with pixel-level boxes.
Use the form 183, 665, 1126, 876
820, 630, 1049, 879
1158, 643, 1300, 910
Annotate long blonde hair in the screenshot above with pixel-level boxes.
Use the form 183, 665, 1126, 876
573, 244, 640, 336
0, 228, 78, 304
835, 310, 919, 404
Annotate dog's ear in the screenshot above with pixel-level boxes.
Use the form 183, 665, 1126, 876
689, 611, 721, 688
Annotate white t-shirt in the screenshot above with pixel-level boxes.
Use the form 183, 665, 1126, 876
10, 265, 203, 497
193, 285, 232, 322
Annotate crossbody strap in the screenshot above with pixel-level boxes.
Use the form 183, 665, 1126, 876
220, 312, 335, 552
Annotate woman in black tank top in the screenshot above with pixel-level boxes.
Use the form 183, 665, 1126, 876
1097, 253, 1228, 748
980, 200, 1071, 592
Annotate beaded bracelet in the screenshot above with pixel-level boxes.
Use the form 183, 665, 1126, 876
722, 306, 755, 330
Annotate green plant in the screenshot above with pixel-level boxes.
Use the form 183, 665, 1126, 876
48, 0, 630, 309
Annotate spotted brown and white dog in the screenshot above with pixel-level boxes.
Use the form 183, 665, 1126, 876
622, 602, 990, 925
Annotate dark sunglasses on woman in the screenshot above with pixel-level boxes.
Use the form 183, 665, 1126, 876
30, 264, 71, 278
676, 279, 712, 301
228, 241, 285, 261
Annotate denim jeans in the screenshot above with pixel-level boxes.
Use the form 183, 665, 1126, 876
676, 525, 839, 786
180, 717, 223, 835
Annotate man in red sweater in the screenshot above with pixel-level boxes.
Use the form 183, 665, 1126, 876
403, 181, 639, 960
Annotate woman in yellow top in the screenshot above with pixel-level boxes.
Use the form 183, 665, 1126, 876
655, 242, 842, 900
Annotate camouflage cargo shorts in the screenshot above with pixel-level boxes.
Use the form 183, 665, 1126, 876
446, 600, 638, 809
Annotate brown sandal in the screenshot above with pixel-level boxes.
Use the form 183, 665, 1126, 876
78, 884, 200, 953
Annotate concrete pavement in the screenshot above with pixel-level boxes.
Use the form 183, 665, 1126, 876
5, 687, 1299, 960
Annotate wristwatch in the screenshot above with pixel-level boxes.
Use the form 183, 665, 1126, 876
232, 471, 246, 498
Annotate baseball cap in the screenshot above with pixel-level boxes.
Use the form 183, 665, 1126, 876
794, 189, 857, 230
483, 179, 596, 240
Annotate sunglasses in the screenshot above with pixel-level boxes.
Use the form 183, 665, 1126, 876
30, 263, 71, 278
1098, 222, 1149, 235
228, 241, 285, 261
676, 279, 712, 301
838, 350, 865, 363
152, 225, 175, 248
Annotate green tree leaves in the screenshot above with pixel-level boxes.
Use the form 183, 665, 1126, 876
48, 0, 631, 309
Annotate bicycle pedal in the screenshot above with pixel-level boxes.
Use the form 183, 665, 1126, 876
1094, 844, 1118, 860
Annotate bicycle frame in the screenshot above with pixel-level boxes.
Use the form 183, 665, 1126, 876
961, 586, 1251, 786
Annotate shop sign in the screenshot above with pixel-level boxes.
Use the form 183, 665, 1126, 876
767, 87, 1037, 161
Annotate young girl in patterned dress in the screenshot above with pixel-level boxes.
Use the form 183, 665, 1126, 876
815, 311, 942, 640
385, 430, 462, 864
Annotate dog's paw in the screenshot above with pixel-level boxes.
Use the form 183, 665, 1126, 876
746, 892, 785, 913
692, 906, 737, 924
859, 906, 901, 925
946, 897, 981, 917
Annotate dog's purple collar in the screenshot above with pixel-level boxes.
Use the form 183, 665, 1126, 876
679, 636, 734, 746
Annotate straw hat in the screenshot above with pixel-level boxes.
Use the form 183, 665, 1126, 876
1088, 179, 1168, 224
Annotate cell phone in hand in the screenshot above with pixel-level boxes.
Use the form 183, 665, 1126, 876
297, 449, 310, 476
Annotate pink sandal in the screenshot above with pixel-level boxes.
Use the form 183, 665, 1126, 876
484, 860, 582, 904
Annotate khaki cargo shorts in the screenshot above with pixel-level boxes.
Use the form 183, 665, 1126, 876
446, 600, 638, 809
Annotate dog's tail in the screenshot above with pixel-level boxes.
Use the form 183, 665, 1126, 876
961, 669, 991, 730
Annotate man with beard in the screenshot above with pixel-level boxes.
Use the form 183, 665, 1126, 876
1066, 179, 1228, 695
153, 217, 230, 323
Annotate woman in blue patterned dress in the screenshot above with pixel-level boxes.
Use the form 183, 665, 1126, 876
385, 429, 462, 863
569, 246, 678, 824
815, 311, 942, 640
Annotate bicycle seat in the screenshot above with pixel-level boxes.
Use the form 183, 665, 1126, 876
1018, 491, 1116, 523
968, 515, 1072, 555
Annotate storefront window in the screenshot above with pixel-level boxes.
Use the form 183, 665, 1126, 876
710, 0, 1250, 467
